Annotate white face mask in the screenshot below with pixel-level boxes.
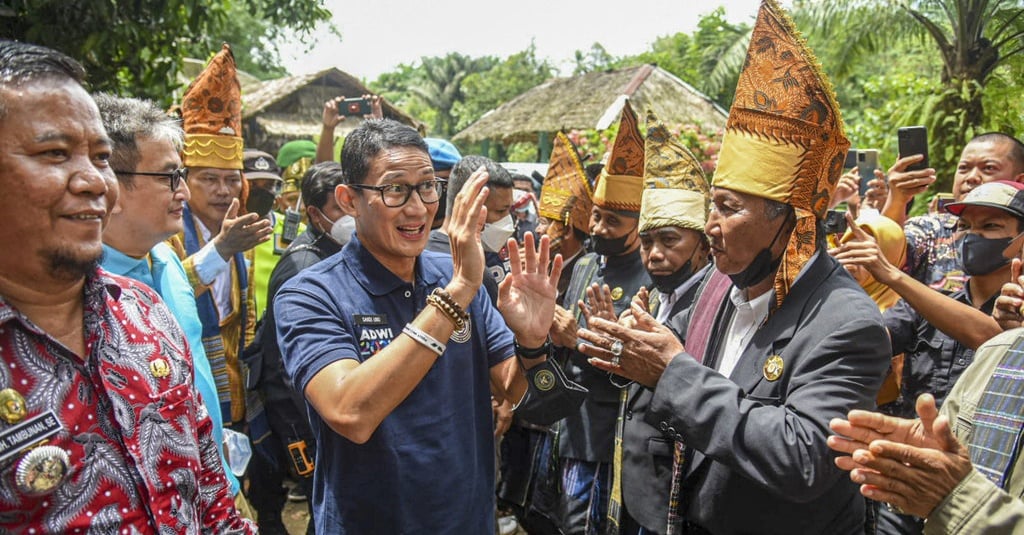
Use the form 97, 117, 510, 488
322, 212, 356, 245
481, 214, 516, 253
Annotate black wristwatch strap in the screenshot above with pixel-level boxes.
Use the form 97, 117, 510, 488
515, 340, 551, 359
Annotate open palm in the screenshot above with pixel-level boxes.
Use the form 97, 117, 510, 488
497, 232, 563, 346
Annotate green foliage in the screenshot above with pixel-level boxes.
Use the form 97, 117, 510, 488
572, 43, 618, 75
406, 52, 498, 137
453, 44, 554, 133
0, 0, 332, 105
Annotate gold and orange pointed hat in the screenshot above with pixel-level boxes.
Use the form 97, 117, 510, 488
593, 99, 645, 217
641, 110, 710, 233
713, 0, 849, 306
539, 132, 594, 233
181, 44, 244, 170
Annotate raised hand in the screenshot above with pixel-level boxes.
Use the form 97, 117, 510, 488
498, 232, 563, 348
828, 212, 901, 285
577, 302, 683, 387
213, 198, 273, 259
580, 283, 617, 324
446, 167, 490, 307
827, 394, 971, 518
993, 258, 1024, 331
322, 96, 346, 130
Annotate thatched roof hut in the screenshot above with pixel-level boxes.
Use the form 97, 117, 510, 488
453, 64, 727, 146
239, 68, 424, 154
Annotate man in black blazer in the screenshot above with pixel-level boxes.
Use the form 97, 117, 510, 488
578, 2, 891, 533
607, 111, 714, 535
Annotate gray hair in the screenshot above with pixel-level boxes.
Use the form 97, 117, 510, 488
93, 93, 183, 189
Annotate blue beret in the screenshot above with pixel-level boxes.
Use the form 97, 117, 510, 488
425, 138, 462, 171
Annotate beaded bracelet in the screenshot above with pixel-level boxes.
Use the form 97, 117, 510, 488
402, 324, 446, 357
430, 287, 469, 324
426, 294, 465, 330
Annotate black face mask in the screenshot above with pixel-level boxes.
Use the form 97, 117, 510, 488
649, 241, 700, 293
246, 187, 277, 219
592, 226, 637, 257
728, 213, 791, 290
650, 261, 694, 293
958, 233, 1013, 276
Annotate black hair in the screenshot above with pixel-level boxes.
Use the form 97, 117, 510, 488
445, 155, 513, 214
969, 132, 1024, 175
340, 119, 428, 185
301, 161, 345, 210
0, 40, 86, 120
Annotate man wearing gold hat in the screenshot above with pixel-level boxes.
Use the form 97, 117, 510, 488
576, 2, 890, 533
607, 111, 713, 535
551, 100, 651, 535
536, 131, 595, 302
168, 44, 272, 432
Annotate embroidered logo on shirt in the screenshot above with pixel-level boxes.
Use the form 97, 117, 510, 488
359, 326, 394, 356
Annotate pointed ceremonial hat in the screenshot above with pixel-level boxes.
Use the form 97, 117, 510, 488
640, 110, 710, 233
713, 0, 849, 306
593, 99, 645, 217
539, 132, 593, 233
181, 44, 244, 170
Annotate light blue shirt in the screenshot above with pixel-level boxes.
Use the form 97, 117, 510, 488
101, 242, 240, 495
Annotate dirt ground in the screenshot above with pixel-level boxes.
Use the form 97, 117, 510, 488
282, 498, 310, 534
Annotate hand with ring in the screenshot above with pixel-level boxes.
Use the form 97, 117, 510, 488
577, 301, 683, 387
608, 338, 624, 366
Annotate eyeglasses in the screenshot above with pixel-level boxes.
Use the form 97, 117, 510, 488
349, 179, 447, 207
114, 168, 187, 191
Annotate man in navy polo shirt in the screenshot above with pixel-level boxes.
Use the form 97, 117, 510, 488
275, 119, 566, 534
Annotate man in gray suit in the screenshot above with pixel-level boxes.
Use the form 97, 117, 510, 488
577, 2, 890, 533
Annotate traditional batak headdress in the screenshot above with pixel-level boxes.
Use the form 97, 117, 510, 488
640, 110, 710, 233
181, 44, 244, 170
593, 99, 645, 217
713, 0, 849, 306
539, 131, 594, 234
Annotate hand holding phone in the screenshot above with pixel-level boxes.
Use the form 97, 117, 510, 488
340, 97, 372, 117
898, 126, 929, 172
857, 149, 880, 197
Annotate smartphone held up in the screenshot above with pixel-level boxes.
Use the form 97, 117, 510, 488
898, 126, 929, 171
856, 149, 879, 197
339, 97, 372, 117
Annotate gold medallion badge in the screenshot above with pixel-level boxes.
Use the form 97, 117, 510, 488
763, 355, 784, 382
150, 358, 171, 378
534, 370, 556, 392
610, 287, 624, 301
0, 389, 27, 424
15, 445, 70, 495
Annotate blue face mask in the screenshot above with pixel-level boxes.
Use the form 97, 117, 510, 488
957, 233, 1012, 276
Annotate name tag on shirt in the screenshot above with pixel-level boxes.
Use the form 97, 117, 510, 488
354, 314, 387, 326
0, 411, 62, 463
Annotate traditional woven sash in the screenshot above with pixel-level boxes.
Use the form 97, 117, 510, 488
968, 334, 1024, 488
666, 269, 732, 535
182, 204, 249, 421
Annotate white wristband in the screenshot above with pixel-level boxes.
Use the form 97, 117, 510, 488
402, 324, 446, 357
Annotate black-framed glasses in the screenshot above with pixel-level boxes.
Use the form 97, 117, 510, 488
349, 179, 446, 207
114, 168, 187, 191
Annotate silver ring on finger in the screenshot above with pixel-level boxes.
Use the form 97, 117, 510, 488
609, 338, 624, 357
611, 355, 621, 367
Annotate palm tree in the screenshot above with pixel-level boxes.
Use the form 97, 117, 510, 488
409, 53, 496, 136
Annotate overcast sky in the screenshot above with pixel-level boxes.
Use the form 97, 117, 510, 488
279, 0, 766, 81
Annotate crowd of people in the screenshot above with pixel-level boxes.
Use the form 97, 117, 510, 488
3, 1, 1024, 534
